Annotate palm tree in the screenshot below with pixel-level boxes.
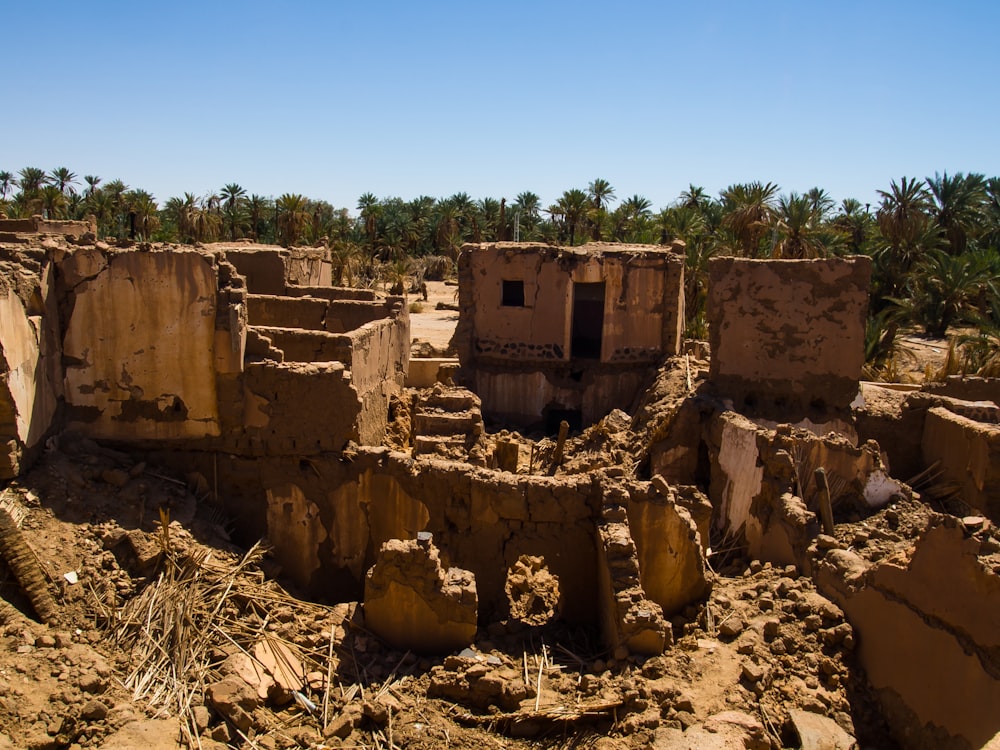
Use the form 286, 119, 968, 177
877, 176, 933, 251
49, 167, 78, 195
720, 181, 779, 257
903, 248, 991, 337
926, 171, 988, 255
17, 167, 48, 197
83, 175, 101, 197
774, 192, 829, 259
86, 190, 115, 237
679, 184, 710, 211
40, 185, 67, 219
832, 199, 873, 254
220, 183, 248, 240
103, 179, 130, 236
0, 171, 13, 200
247, 194, 270, 241
275, 193, 311, 246
587, 178, 616, 240
555, 188, 589, 246
127, 190, 159, 240
613, 194, 653, 242
357, 192, 381, 257
874, 177, 935, 299
805, 187, 835, 223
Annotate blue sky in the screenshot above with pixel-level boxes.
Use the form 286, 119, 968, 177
3, 1, 997, 214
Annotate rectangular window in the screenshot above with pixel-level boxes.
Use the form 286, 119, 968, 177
502, 279, 525, 307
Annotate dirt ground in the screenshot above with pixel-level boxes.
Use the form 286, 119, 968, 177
408, 281, 460, 356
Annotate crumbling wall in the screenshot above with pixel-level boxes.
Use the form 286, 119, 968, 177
596, 485, 671, 655
0, 254, 62, 477
706, 410, 903, 565
816, 517, 1000, 749
708, 256, 871, 413
626, 483, 711, 617
922, 406, 1000, 521
238, 362, 362, 455
60, 248, 222, 441
364, 535, 478, 654
0, 216, 96, 240
458, 242, 683, 365
151, 448, 710, 643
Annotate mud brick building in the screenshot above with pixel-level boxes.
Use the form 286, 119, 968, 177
453, 242, 685, 431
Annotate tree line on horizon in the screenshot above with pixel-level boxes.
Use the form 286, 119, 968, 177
2, 166, 999, 378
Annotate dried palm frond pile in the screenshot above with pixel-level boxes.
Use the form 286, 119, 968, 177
91, 511, 343, 747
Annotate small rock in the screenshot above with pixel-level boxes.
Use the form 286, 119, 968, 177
762, 618, 781, 639
816, 535, 840, 551
192, 705, 211, 732
101, 469, 129, 488
741, 662, 766, 683
718, 617, 744, 638
80, 699, 109, 721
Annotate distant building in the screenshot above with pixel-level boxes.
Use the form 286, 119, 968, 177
453, 242, 685, 432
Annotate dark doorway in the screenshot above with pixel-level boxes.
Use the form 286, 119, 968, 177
571, 282, 605, 360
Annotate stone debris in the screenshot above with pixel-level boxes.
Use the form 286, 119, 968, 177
505, 554, 562, 625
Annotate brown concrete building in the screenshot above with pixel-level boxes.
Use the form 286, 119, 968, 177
453, 242, 685, 431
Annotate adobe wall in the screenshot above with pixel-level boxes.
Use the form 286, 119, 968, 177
60, 248, 223, 441
922, 406, 1000, 522
0, 254, 62, 477
0, 242, 407, 468
0, 216, 96, 239
816, 518, 1000, 749
458, 242, 683, 365
150, 448, 710, 636
455, 242, 684, 429
707, 257, 871, 412
705, 410, 902, 558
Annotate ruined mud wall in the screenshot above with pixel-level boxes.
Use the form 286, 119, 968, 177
151, 449, 709, 634
708, 257, 871, 413
0, 216, 96, 241
455, 242, 684, 429
60, 248, 223, 441
816, 517, 1000, 749
216, 246, 331, 296
922, 406, 1000, 521
705, 410, 901, 560
0, 252, 62, 477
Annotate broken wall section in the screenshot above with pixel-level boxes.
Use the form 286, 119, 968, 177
156, 448, 712, 653
816, 516, 1000, 749
708, 257, 871, 415
922, 406, 1000, 522
0, 250, 62, 477
705, 410, 904, 567
59, 248, 223, 441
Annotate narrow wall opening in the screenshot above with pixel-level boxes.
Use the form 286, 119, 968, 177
571, 281, 605, 360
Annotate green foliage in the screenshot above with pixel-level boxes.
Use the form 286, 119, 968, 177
2, 163, 999, 352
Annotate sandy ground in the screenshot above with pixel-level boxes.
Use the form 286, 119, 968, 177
408, 280, 460, 354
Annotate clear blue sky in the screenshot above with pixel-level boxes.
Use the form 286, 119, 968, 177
3, 1, 998, 214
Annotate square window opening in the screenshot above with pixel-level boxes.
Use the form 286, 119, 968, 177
502, 280, 525, 307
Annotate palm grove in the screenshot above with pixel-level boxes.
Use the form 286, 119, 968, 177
2, 167, 999, 378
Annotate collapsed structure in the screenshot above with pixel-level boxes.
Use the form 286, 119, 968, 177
2, 225, 999, 749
